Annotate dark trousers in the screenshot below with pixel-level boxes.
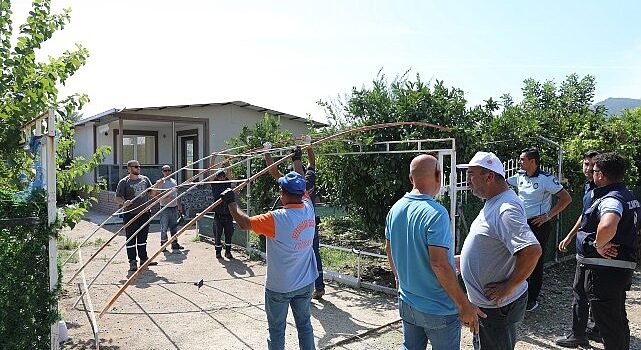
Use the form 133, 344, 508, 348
214, 213, 234, 253
312, 220, 324, 291
526, 219, 551, 303
123, 211, 150, 262
571, 263, 590, 336
571, 263, 599, 336
473, 291, 527, 350
585, 267, 633, 350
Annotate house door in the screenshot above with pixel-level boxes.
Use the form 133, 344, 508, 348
179, 135, 198, 182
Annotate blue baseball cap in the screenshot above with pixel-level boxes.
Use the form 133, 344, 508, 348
278, 171, 306, 195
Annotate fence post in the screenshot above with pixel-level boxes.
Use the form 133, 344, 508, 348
43, 109, 59, 350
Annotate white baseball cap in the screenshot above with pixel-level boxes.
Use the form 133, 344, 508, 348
458, 151, 505, 177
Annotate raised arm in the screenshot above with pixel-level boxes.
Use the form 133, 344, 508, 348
291, 146, 304, 175
222, 155, 234, 180
263, 152, 282, 180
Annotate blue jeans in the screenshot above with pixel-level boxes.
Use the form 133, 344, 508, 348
473, 291, 527, 350
159, 206, 179, 243
265, 283, 315, 350
398, 298, 461, 350
312, 221, 324, 291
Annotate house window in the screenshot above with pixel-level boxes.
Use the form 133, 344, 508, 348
122, 135, 156, 164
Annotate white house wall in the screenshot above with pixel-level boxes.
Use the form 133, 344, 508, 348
73, 122, 95, 184
126, 104, 311, 153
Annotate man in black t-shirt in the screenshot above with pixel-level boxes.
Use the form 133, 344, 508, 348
115, 160, 158, 272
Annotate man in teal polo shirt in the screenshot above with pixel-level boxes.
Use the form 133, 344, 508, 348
385, 154, 484, 350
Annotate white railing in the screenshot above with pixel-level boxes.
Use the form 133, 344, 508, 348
455, 159, 558, 191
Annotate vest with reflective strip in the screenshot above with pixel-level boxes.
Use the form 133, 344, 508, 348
576, 183, 640, 269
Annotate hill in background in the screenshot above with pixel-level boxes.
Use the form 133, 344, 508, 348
595, 97, 641, 116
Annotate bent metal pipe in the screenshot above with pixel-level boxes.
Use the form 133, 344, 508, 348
99, 121, 451, 317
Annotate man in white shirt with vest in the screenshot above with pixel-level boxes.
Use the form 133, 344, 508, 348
507, 148, 572, 311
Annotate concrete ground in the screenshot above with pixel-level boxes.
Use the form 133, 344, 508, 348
59, 212, 400, 350
59, 211, 641, 350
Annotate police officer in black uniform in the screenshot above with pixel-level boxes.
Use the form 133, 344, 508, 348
576, 152, 640, 349
556, 150, 601, 347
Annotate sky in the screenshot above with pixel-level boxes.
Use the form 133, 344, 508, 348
12, 0, 641, 123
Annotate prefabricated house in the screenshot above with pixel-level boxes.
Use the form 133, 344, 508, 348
73, 101, 326, 213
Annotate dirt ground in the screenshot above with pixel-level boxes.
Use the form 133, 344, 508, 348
59, 213, 641, 350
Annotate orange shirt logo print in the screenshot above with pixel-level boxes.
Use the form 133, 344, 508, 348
291, 219, 315, 240
292, 219, 315, 250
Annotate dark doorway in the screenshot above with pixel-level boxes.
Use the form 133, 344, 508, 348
180, 135, 198, 182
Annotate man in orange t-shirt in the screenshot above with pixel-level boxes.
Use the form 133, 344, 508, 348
219, 146, 317, 350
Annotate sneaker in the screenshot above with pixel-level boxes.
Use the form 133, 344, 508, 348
312, 289, 325, 300
225, 251, 233, 259
555, 334, 589, 348
215, 251, 223, 259
172, 242, 184, 250
586, 327, 602, 343
129, 261, 138, 272
525, 300, 538, 312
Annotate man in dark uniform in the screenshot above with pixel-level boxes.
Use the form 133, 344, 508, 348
115, 160, 158, 272
507, 148, 573, 311
211, 161, 235, 260
556, 150, 601, 347
575, 152, 640, 349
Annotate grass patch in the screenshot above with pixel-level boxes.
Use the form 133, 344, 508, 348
58, 250, 78, 264
92, 237, 106, 247
57, 235, 81, 250
320, 247, 384, 275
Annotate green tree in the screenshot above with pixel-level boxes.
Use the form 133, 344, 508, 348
0, 2, 105, 347
227, 114, 298, 214
317, 72, 474, 236
0, 0, 89, 186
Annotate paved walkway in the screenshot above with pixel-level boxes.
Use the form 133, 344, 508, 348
60, 212, 399, 350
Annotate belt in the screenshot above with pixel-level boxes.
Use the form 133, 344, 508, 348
577, 255, 637, 269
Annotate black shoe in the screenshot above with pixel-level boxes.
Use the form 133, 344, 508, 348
312, 289, 325, 300
129, 260, 138, 272
525, 300, 538, 312
216, 251, 223, 259
555, 334, 589, 348
225, 251, 233, 259
172, 242, 184, 250
586, 327, 602, 343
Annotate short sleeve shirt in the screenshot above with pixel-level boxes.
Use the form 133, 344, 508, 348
158, 178, 179, 207
507, 170, 564, 219
460, 189, 540, 308
385, 193, 457, 315
597, 197, 624, 217
248, 193, 318, 293
115, 175, 152, 215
